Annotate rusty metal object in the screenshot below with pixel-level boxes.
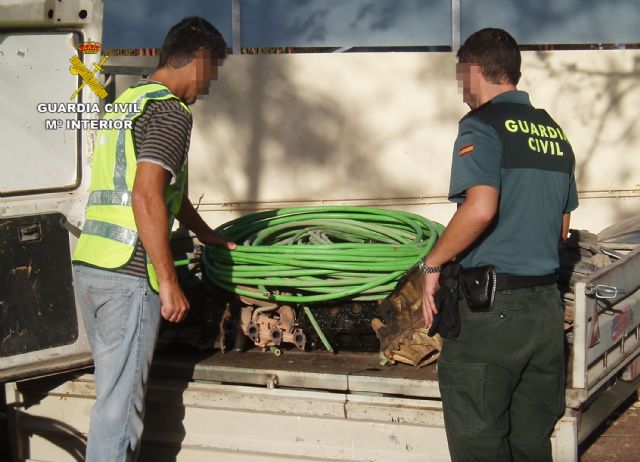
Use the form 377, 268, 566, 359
372, 268, 442, 367
238, 292, 306, 350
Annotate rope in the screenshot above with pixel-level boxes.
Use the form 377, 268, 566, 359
202, 206, 444, 303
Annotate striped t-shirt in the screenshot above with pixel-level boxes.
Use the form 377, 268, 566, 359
115, 82, 193, 278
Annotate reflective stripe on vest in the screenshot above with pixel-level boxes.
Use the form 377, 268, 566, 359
113, 88, 173, 192
72, 82, 190, 292
82, 219, 138, 245
87, 190, 132, 206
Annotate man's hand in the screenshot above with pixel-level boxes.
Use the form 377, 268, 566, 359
197, 229, 237, 250
422, 271, 440, 327
159, 278, 190, 323
176, 196, 238, 250
132, 162, 190, 323
418, 185, 499, 327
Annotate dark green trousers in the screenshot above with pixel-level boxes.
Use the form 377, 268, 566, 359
438, 284, 565, 462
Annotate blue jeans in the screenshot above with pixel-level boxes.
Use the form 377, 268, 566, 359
73, 265, 161, 462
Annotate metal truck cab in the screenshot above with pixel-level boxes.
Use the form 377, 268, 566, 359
0, 0, 104, 381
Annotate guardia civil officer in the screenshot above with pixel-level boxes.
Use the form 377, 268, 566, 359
421, 28, 578, 461
72, 17, 236, 461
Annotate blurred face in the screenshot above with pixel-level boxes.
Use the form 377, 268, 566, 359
185, 49, 219, 104
456, 62, 482, 109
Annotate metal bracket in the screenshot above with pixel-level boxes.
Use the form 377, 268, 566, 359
586, 284, 627, 299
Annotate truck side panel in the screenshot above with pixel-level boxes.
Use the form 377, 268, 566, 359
0, 213, 78, 358
0, 0, 103, 382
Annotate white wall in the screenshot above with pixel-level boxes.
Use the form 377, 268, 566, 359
181, 50, 640, 233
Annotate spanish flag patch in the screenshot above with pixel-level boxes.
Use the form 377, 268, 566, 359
459, 144, 474, 156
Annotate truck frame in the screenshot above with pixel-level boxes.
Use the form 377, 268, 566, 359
1, 1, 639, 461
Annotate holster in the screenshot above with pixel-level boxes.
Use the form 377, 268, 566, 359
460, 265, 497, 312
428, 263, 462, 339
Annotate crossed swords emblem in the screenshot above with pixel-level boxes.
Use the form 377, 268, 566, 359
69, 55, 109, 100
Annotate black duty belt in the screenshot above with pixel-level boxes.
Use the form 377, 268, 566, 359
495, 273, 557, 290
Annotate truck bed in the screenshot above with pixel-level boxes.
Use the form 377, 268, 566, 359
8, 351, 450, 462
151, 349, 441, 399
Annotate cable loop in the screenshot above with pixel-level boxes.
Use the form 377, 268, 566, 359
203, 206, 444, 303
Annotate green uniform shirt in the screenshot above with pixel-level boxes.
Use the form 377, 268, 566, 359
449, 91, 578, 275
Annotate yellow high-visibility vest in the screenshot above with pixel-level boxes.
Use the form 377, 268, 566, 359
73, 82, 190, 292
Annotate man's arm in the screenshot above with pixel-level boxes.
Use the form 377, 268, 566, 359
176, 196, 237, 249
421, 185, 499, 326
561, 212, 571, 241
132, 162, 189, 323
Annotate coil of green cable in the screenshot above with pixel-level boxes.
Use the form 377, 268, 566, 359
202, 206, 444, 303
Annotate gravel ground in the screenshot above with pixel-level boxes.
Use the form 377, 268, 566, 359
580, 392, 640, 462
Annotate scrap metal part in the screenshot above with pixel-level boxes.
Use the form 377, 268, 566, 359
238, 292, 306, 351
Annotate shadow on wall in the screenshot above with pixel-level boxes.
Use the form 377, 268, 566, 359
190, 54, 458, 206
528, 51, 640, 224
188, 47, 638, 227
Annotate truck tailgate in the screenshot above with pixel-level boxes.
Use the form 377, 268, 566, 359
151, 350, 441, 398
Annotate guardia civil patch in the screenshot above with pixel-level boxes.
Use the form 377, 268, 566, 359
459, 144, 474, 156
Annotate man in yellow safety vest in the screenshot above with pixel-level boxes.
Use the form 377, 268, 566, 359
72, 17, 236, 461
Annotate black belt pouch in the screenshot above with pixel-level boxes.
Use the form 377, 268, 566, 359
460, 265, 497, 312
428, 263, 462, 339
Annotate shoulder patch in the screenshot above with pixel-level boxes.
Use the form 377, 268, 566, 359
459, 144, 474, 156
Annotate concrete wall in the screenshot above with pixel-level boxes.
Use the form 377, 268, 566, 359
180, 49, 640, 233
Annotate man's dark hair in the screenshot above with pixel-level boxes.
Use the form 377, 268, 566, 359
457, 28, 521, 85
158, 16, 228, 69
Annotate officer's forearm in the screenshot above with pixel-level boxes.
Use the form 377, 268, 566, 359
424, 185, 499, 267
561, 213, 571, 241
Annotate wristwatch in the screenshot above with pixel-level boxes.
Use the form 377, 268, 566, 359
419, 260, 442, 274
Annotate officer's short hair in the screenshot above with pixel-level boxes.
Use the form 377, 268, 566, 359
457, 28, 521, 85
158, 16, 228, 69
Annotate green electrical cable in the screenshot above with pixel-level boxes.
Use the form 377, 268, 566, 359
303, 305, 334, 353
202, 206, 444, 303
173, 257, 200, 267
